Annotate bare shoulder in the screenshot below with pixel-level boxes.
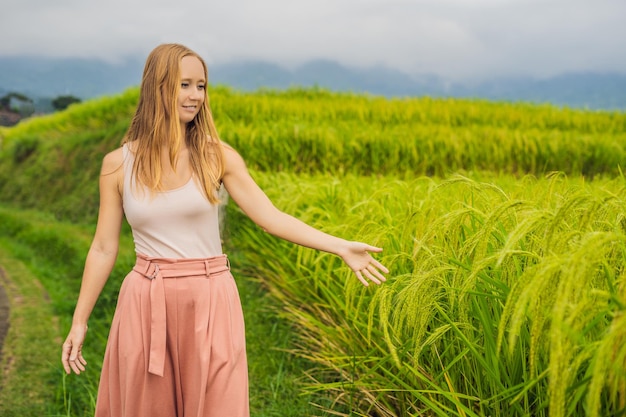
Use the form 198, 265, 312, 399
100, 148, 125, 198
101, 147, 124, 175
221, 143, 247, 174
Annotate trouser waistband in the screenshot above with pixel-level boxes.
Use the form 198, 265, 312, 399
132, 253, 231, 376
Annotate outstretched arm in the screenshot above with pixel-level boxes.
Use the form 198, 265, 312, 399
61, 149, 124, 374
221, 146, 388, 286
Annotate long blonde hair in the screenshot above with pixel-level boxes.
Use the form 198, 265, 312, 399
122, 43, 224, 204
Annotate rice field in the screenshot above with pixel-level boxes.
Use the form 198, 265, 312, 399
1, 86, 625, 416
225, 171, 626, 416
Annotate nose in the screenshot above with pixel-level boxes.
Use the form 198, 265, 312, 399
191, 89, 203, 100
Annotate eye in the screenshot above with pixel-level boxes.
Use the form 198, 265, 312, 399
181, 82, 189, 88
198, 84, 206, 90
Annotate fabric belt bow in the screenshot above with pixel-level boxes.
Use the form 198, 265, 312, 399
132, 254, 230, 376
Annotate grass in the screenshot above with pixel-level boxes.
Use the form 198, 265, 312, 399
1, 170, 625, 416
228, 251, 338, 416
1, 86, 626, 416
0, 240, 60, 416
225, 171, 626, 416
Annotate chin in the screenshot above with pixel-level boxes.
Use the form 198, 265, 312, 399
179, 115, 197, 124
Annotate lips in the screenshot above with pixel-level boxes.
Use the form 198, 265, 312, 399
181, 105, 198, 113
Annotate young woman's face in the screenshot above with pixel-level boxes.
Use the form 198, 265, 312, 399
177, 55, 206, 124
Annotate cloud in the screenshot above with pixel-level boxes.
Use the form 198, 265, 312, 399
1, 0, 625, 79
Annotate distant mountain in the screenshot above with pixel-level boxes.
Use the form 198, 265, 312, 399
1, 56, 625, 111
447, 73, 626, 111
0, 56, 143, 99
211, 59, 445, 98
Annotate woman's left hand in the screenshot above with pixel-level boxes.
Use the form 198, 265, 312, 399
339, 242, 389, 286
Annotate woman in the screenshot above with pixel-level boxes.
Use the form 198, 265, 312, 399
61, 43, 388, 417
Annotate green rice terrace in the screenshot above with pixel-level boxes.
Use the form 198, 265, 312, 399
0, 86, 625, 416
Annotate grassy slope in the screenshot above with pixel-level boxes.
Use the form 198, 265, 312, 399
2, 86, 625, 224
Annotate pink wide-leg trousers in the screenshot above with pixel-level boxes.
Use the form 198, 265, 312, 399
95, 253, 249, 417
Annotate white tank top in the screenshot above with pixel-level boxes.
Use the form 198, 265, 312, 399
122, 144, 223, 258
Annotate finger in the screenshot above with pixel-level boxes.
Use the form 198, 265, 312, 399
361, 268, 382, 285
69, 360, 80, 374
74, 351, 87, 371
61, 343, 72, 374
70, 357, 86, 374
355, 271, 369, 287
77, 353, 88, 367
69, 346, 85, 374
367, 264, 387, 282
75, 359, 86, 373
370, 259, 389, 274
364, 245, 383, 253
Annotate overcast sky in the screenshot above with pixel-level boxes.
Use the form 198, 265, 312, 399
1, 0, 625, 80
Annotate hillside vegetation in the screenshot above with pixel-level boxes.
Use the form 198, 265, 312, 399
1, 86, 625, 221
0, 87, 625, 416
